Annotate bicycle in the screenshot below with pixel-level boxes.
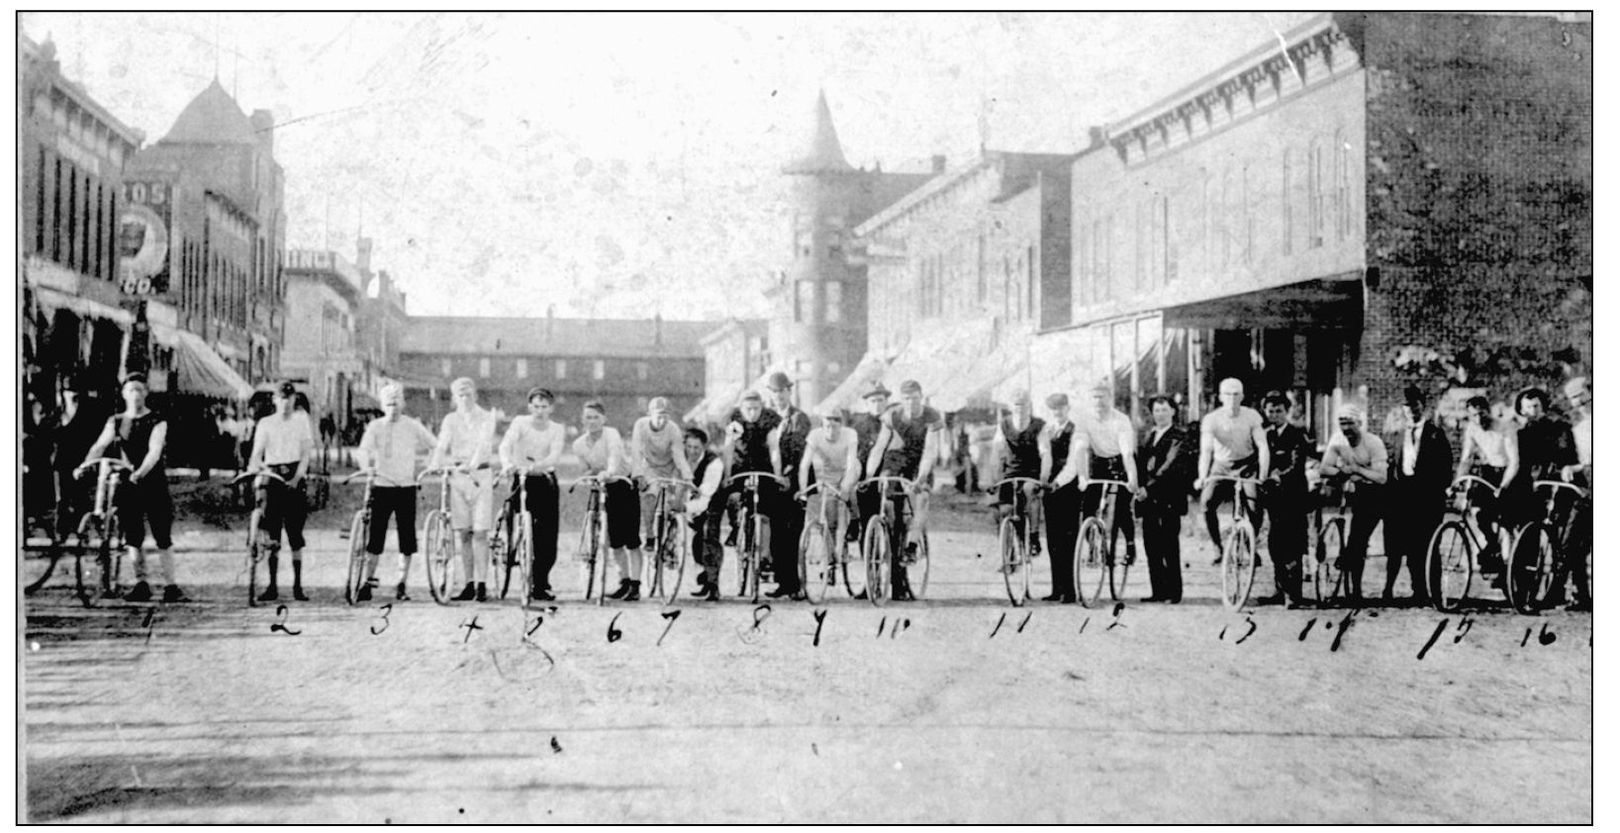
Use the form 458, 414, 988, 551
724, 472, 788, 603
642, 476, 696, 605
1305, 481, 1354, 606
488, 467, 542, 607
1072, 478, 1134, 608
64, 457, 134, 606
797, 481, 856, 605
1505, 479, 1590, 615
418, 467, 465, 606
1207, 474, 1264, 610
230, 468, 296, 608
1423, 474, 1503, 613
856, 475, 931, 607
339, 469, 379, 606
572, 473, 635, 605
990, 476, 1046, 607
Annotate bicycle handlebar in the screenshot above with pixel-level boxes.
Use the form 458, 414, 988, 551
74, 457, 133, 477
1532, 479, 1589, 500
1205, 475, 1263, 486
796, 481, 852, 502
988, 477, 1048, 492
339, 470, 378, 485
569, 473, 636, 492
725, 472, 789, 489
1079, 478, 1134, 491
232, 469, 295, 486
858, 476, 920, 492
1449, 474, 1501, 497
643, 477, 697, 496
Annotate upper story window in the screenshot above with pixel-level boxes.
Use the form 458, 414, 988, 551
441, 358, 452, 377
478, 357, 490, 378
593, 359, 605, 380
516, 358, 528, 378
556, 359, 568, 379
636, 361, 649, 380
825, 282, 843, 324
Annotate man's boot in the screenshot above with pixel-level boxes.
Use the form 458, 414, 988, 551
257, 555, 280, 602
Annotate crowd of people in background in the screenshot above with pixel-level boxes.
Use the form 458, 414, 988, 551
21, 364, 1592, 612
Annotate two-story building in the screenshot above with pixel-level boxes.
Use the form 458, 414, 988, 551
281, 248, 369, 429
19, 35, 146, 404
685, 317, 770, 428
832, 150, 1074, 414
1031, 12, 1590, 438
396, 312, 711, 433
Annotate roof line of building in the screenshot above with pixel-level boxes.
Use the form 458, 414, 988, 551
21, 33, 146, 146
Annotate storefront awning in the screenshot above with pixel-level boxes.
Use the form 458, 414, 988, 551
1162, 277, 1362, 331
31, 285, 134, 325
152, 324, 254, 399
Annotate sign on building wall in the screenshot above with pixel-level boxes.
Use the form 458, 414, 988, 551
118, 181, 171, 295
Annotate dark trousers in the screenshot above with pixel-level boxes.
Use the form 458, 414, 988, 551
692, 510, 724, 587
366, 486, 418, 556
1382, 480, 1442, 600
771, 489, 804, 591
258, 463, 308, 551
1140, 506, 1183, 602
1081, 456, 1136, 554
522, 475, 560, 594
851, 483, 882, 543
115, 474, 174, 550
54, 468, 89, 540
1264, 492, 1309, 599
1044, 484, 1081, 597
1558, 498, 1592, 604
1339, 485, 1383, 599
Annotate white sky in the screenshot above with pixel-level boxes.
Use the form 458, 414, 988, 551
20, 11, 1318, 321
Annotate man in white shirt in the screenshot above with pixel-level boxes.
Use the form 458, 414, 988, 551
574, 400, 642, 601
248, 381, 316, 602
1195, 378, 1270, 564
799, 403, 860, 571
1319, 403, 1387, 603
357, 383, 437, 602
498, 387, 567, 601
428, 377, 497, 602
1055, 381, 1142, 566
631, 396, 695, 561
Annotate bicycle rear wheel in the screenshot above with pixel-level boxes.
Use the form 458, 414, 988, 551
424, 511, 454, 605
1220, 521, 1258, 609
1506, 522, 1556, 615
246, 508, 265, 608
1310, 517, 1346, 605
344, 511, 368, 606
863, 517, 890, 607
1426, 520, 1473, 613
1000, 518, 1027, 606
1073, 518, 1108, 608
1109, 523, 1131, 601
655, 513, 687, 606
799, 520, 832, 606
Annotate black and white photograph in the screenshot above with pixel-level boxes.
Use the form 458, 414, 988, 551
13, 11, 1593, 824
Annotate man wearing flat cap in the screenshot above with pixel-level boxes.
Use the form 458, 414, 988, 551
848, 381, 894, 547
864, 379, 943, 600
247, 381, 317, 601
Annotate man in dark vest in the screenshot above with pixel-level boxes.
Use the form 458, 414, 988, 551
848, 381, 893, 547
865, 379, 943, 601
1039, 393, 1080, 602
992, 389, 1048, 563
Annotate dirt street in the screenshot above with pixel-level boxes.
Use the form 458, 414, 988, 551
21, 521, 1592, 823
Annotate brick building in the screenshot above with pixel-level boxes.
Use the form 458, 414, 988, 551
1030, 12, 1590, 438
396, 313, 710, 433
19, 35, 146, 403
123, 78, 287, 391
771, 91, 936, 408
281, 248, 369, 429
833, 150, 1075, 414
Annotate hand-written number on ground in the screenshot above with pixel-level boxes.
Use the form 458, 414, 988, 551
460, 615, 484, 643
1107, 603, 1127, 631
1452, 615, 1475, 644
370, 604, 392, 636
1220, 614, 1257, 644
1416, 618, 1449, 660
1521, 623, 1556, 647
141, 608, 156, 644
811, 609, 827, 647
606, 612, 623, 644
270, 605, 301, 636
657, 610, 681, 646
877, 616, 911, 639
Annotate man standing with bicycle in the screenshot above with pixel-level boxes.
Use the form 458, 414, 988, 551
1194, 378, 1270, 566
799, 402, 860, 583
1382, 387, 1452, 606
247, 381, 316, 602
1515, 386, 1581, 608
499, 387, 568, 602
849, 381, 893, 550
723, 388, 788, 594
765, 372, 813, 600
357, 383, 438, 602
428, 377, 497, 603
1057, 381, 1142, 570
864, 379, 942, 601
1318, 403, 1386, 604
574, 400, 643, 600
991, 390, 1048, 570
631, 396, 695, 566
1039, 393, 1081, 602
684, 427, 727, 600
1256, 391, 1312, 607
1558, 376, 1591, 612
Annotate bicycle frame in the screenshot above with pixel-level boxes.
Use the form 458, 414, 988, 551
572, 473, 634, 604
1208, 474, 1263, 609
725, 471, 788, 601
72, 457, 133, 602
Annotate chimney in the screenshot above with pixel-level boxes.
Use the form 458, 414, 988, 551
931, 154, 947, 174
250, 109, 275, 155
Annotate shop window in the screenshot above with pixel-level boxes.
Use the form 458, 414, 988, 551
826, 282, 842, 323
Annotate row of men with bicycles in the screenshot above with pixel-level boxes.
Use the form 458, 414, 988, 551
983, 373, 1591, 612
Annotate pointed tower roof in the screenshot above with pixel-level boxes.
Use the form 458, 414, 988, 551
783, 89, 855, 175
162, 78, 256, 144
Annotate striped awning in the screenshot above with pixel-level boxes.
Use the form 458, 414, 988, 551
151, 324, 253, 399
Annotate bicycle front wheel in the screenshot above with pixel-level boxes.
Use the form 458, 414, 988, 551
1220, 521, 1258, 609
863, 517, 890, 607
344, 511, 368, 606
912, 529, 931, 601
489, 510, 511, 598
1073, 518, 1108, 608
103, 515, 124, 600
1000, 517, 1027, 606
841, 521, 869, 600
1310, 517, 1346, 605
578, 513, 601, 603
1506, 522, 1557, 615
1426, 520, 1473, 613
246, 508, 265, 608
514, 513, 534, 610
424, 511, 454, 605
1109, 523, 1131, 601
74, 514, 101, 608
748, 515, 770, 604
799, 520, 831, 606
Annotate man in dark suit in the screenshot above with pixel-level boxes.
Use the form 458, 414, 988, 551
48, 376, 105, 541
1136, 394, 1191, 603
1383, 386, 1453, 605
1257, 392, 1313, 607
